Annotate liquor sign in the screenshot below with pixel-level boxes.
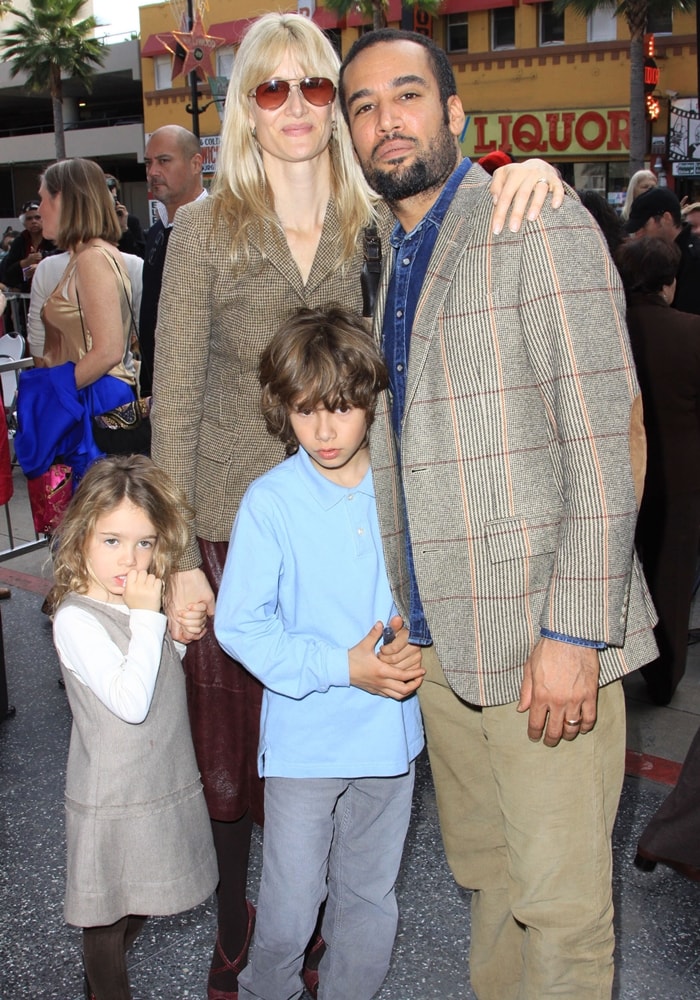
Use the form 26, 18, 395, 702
462, 108, 630, 159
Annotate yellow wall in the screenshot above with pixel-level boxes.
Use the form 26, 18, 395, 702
138, 1, 698, 161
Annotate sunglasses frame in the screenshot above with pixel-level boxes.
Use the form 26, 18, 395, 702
248, 76, 336, 111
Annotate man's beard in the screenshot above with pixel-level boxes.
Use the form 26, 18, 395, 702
361, 122, 459, 203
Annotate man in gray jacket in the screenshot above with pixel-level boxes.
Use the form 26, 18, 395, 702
340, 29, 657, 1000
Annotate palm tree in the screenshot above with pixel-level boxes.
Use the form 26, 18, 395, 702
323, 0, 442, 33
553, 0, 695, 172
0, 0, 107, 160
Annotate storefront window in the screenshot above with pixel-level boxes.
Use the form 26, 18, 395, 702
216, 47, 234, 80
540, 2, 565, 45
154, 55, 173, 92
492, 8, 515, 50
647, 9, 673, 34
573, 162, 606, 193
447, 13, 469, 53
587, 4, 617, 42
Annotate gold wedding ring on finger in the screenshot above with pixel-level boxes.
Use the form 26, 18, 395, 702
535, 177, 550, 189
565, 717, 582, 726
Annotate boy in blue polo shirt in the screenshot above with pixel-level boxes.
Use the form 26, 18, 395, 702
215, 305, 424, 1000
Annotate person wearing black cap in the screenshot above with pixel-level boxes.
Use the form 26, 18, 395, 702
104, 175, 146, 260
0, 201, 56, 293
625, 186, 700, 315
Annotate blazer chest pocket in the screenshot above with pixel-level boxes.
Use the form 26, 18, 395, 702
484, 516, 558, 565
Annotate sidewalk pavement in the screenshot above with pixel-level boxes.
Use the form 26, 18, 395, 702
1, 462, 699, 999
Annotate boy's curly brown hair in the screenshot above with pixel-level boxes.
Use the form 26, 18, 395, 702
260, 305, 389, 454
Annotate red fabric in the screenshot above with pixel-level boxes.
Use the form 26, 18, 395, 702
26, 463, 72, 533
478, 150, 514, 175
0, 413, 13, 506
184, 538, 265, 825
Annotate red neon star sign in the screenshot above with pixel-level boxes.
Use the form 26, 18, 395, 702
169, 13, 225, 83
155, 31, 187, 83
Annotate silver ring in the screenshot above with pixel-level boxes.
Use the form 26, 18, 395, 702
535, 177, 550, 187
565, 718, 582, 726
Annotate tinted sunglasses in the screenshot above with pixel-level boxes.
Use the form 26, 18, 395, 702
248, 77, 336, 111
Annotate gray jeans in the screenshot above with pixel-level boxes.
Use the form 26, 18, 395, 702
238, 765, 416, 1000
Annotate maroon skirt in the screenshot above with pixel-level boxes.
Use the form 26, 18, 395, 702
183, 538, 264, 825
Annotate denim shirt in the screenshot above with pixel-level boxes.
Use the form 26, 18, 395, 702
382, 158, 472, 645
381, 157, 606, 652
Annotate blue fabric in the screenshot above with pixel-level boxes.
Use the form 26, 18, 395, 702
238, 767, 415, 1000
540, 628, 607, 650
382, 156, 472, 645
14, 363, 134, 481
214, 448, 424, 779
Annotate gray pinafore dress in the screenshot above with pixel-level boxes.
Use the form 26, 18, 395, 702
57, 594, 218, 927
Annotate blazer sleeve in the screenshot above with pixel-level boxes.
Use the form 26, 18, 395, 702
150, 202, 213, 569
518, 201, 642, 645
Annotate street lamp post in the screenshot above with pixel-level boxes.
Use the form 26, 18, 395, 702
186, 0, 200, 138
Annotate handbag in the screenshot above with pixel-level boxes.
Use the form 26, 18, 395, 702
26, 462, 73, 534
92, 394, 152, 455
361, 224, 382, 318
77, 267, 152, 456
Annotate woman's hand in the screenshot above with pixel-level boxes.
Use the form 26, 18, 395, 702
164, 567, 215, 643
490, 159, 565, 235
173, 600, 209, 640
115, 201, 129, 234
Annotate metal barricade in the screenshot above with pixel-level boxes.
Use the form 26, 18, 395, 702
0, 356, 49, 562
5, 293, 30, 337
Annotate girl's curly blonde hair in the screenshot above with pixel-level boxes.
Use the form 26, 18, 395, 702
48, 455, 192, 612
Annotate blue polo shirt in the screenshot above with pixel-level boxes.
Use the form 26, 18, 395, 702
215, 448, 424, 779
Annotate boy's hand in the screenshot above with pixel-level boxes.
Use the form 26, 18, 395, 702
377, 615, 422, 671
349, 621, 425, 700
123, 569, 163, 613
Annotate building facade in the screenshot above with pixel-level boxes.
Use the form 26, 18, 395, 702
138, 0, 699, 204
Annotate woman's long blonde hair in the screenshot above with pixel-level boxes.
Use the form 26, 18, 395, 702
211, 12, 376, 264
48, 456, 192, 612
620, 169, 657, 221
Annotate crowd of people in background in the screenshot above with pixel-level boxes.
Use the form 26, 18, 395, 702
1, 15, 700, 1000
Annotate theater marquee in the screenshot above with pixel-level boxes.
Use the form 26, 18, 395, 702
461, 108, 630, 159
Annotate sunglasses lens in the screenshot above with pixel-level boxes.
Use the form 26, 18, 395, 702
253, 78, 336, 110
299, 78, 336, 106
255, 80, 290, 110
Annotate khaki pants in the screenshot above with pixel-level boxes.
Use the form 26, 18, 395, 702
419, 645, 625, 1000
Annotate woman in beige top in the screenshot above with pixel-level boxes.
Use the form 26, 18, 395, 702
37, 157, 136, 391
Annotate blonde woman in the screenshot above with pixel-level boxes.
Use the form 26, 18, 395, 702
621, 167, 657, 221
151, 13, 563, 997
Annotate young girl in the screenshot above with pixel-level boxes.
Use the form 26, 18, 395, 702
49, 455, 218, 1000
